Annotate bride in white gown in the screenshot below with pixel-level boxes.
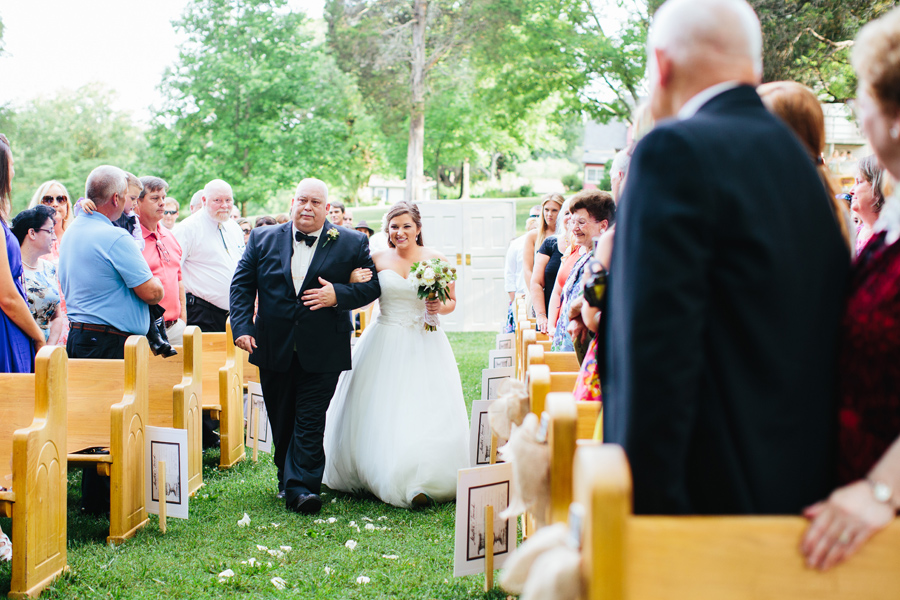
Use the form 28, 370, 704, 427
323, 202, 470, 508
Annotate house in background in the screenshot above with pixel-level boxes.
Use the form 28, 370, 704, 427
582, 119, 629, 190
360, 175, 437, 205
823, 103, 870, 189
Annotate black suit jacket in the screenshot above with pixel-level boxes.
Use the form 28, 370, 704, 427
230, 221, 380, 373
604, 85, 850, 515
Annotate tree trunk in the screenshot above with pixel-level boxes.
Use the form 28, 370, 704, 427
405, 0, 427, 204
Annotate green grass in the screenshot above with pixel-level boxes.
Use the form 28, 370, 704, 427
0, 332, 506, 599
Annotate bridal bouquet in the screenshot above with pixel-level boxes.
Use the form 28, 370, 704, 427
410, 258, 457, 331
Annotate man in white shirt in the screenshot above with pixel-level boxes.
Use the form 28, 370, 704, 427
172, 179, 245, 332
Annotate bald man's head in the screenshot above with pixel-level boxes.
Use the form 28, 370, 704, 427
292, 178, 330, 234
647, 0, 762, 119
203, 179, 234, 222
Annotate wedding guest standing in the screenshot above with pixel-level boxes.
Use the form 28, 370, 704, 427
850, 155, 885, 255
802, 6, 900, 570
162, 198, 180, 230
522, 195, 562, 311
11, 206, 64, 344
604, 0, 849, 515
0, 134, 44, 371
172, 179, 245, 332
27, 180, 73, 263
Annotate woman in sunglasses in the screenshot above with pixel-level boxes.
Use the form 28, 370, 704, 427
27, 180, 73, 263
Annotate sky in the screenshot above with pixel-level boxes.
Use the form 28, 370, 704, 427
0, 0, 325, 125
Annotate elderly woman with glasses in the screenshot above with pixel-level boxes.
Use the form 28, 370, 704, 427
550, 190, 615, 354
27, 180, 72, 263
801, 6, 900, 570
11, 205, 64, 344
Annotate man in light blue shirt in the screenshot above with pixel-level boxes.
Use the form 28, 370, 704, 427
59, 165, 164, 360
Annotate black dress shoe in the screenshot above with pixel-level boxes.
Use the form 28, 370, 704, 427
275, 490, 285, 500
287, 493, 322, 515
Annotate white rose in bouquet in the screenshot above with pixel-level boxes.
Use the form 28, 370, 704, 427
424, 267, 436, 284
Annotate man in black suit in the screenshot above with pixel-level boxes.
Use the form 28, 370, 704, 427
604, 0, 850, 515
230, 178, 380, 514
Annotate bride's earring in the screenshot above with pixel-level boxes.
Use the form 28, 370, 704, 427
891, 123, 900, 140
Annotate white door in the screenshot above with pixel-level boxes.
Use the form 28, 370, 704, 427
416, 200, 515, 332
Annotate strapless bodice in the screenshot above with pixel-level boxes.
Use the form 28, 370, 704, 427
375, 270, 427, 329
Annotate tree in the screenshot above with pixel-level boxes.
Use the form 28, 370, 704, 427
150, 0, 384, 215
0, 86, 146, 213
646, 0, 895, 102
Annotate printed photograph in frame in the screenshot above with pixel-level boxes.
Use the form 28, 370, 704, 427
145, 425, 190, 519
488, 349, 515, 369
481, 367, 515, 400
453, 463, 516, 577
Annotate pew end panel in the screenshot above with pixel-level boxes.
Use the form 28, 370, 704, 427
108, 336, 150, 544
573, 444, 900, 600
528, 364, 551, 416
151, 325, 203, 495
218, 320, 246, 469
547, 392, 577, 526
200, 324, 246, 469
0, 346, 68, 599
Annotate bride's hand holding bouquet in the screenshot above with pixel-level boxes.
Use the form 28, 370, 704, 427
410, 258, 457, 331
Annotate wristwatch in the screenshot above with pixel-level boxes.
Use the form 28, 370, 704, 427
867, 477, 900, 511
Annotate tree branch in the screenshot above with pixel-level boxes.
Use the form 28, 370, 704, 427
805, 28, 855, 50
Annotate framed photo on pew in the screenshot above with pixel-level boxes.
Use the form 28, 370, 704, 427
481, 367, 514, 400
495, 333, 515, 350
469, 400, 504, 467
145, 426, 190, 520
488, 349, 515, 369
244, 382, 273, 454
453, 462, 516, 577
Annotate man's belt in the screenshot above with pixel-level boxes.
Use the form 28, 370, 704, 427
69, 322, 130, 338
186, 293, 229, 315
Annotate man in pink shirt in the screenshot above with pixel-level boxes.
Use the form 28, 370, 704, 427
135, 176, 187, 345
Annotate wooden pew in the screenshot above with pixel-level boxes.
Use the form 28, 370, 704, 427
0, 346, 68, 599
574, 444, 900, 600
518, 327, 548, 379
351, 303, 374, 338
527, 343, 580, 372
147, 326, 203, 495
199, 320, 246, 469
68, 336, 149, 544
528, 365, 599, 440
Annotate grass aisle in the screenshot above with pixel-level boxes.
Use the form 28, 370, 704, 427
0, 332, 508, 599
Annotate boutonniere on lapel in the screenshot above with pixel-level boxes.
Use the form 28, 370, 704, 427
323, 227, 340, 248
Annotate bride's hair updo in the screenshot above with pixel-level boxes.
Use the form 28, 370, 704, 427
384, 201, 425, 247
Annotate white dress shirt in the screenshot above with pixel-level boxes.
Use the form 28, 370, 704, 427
291, 225, 323, 295
172, 208, 245, 310
677, 81, 741, 120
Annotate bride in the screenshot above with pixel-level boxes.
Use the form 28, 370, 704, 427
323, 201, 470, 508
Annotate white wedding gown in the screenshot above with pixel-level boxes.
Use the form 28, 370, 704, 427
323, 269, 470, 507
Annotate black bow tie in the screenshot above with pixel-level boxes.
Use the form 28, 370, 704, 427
295, 231, 317, 247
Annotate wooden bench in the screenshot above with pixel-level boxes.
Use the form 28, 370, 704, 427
200, 321, 245, 469
147, 325, 203, 495
574, 444, 900, 600
0, 346, 68, 599
68, 336, 149, 544
527, 343, 580, 372
352, 303, 374, 338
518, 327, 547, 379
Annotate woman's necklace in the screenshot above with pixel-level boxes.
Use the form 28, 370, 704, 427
21, 258, 38, 269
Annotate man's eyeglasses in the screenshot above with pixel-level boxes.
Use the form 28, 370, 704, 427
41, 195, 68, 206
163, 210, 178, 216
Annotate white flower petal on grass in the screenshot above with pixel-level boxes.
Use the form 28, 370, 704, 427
331, 498, 337, 503
237, 513, 251, 527
362, 516, 373, 522
271, 523, 281, 528
256, 545, 268, 552
271, 576, 287, 590
280, 546, 292, 553
218, 569, 235, 578
378, 516, 388, 521
248, 558, 257, 567
349, 521, 356, 527
345, 539, 358, 551
267, 549, 285, 558
327, 517, 337, 524
365, 523, 376, 531
356, 576, 370, 584
382, 554, 399, 560
324, 566, 333, 575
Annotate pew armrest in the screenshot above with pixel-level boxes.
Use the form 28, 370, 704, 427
0, 491, 14, 518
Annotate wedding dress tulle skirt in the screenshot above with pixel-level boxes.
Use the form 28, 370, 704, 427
323, 270, 470, 508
